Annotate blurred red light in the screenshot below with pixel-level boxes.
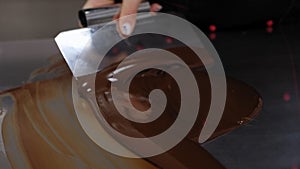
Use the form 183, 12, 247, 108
291, 165, 298, 169
266, 27, 273, 33
209, 33, 216, 40
165, 37, 173, 44
112, 47, 119, 54
283, 92, 291, 102
266, 20, 274, 27
209, 25, 217, 32
136, 45, 144, 50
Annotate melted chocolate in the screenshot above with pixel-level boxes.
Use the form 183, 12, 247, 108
0, 47, 262, 169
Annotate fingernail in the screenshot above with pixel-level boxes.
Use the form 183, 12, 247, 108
121, 22, 132, 36
154, 4, 163, 11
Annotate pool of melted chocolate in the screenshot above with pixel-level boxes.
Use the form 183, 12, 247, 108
0, 47, 262, 169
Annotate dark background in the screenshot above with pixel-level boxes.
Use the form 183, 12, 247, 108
0, 0, 300, 41
0, 0, 84, 41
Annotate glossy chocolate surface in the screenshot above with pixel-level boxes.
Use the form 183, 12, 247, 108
0, 46, 262, 168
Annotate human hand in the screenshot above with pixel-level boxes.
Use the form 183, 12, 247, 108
83, 0, 162, 36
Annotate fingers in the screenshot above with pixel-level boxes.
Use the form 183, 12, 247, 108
118, 1, 162, 36
83, 0, 114, 9
83, 0, 163, 36
150, 3, 163, 12
118, 0, 142, 36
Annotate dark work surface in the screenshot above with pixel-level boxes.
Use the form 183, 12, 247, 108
0, 23, 300, 169
203, 23, 300, 169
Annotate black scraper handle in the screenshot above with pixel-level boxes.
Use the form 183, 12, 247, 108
79, 1, 151, 27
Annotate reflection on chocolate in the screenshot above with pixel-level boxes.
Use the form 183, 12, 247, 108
0, 47, 262, 169
2, 74, 157, 169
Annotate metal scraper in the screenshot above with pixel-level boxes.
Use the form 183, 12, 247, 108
55, 2, 151, 78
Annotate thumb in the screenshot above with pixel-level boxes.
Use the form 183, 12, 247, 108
83, 0, 114, 9
118, 0, 142, 36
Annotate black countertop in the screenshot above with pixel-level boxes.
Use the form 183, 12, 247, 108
204, 23, 300, 169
